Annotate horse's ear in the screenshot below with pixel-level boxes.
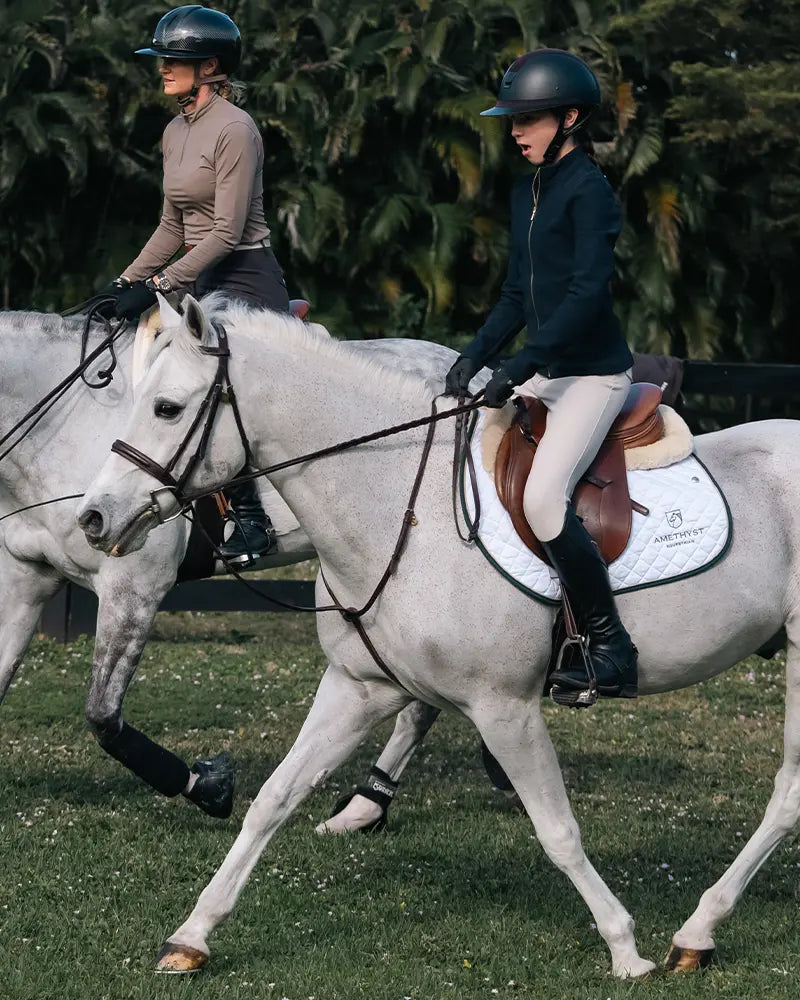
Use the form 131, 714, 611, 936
183, 294, 206, 341
156, 292, 181, 329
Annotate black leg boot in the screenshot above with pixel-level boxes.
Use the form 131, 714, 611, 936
543, 506, 638, 702
218, 477, 276, 565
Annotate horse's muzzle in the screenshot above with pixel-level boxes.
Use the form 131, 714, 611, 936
78, 498, 159, 556
78, 507, 106, 547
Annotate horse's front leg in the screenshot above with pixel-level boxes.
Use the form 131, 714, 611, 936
668, 630, 800, 971
475, 700, 656, 979
157, 665, 408, 973
316, 699, 441, 834
86, 568, 233, 818
0, 550, 62, 703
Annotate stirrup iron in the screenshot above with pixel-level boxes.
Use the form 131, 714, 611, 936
550, 631, 598, 708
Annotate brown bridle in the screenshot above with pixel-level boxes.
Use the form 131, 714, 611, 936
110, 322, 253, 523
108, 321, 484, 690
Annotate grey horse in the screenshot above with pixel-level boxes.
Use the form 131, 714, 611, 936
0, 308, 444, 825
80, 293, 800, 977
0, 310, 319, 814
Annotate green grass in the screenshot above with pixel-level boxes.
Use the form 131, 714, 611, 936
1, 611, 798, 999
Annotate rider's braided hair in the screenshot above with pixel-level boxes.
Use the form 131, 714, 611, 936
215, 77, 247, 104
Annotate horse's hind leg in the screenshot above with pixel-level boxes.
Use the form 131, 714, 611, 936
156, 665, 408, 972
86, 569, 232, 817
668, 633, 800, 971
0, 551, 62, 703
475, 700, 656, 979
316, 699, 441, 834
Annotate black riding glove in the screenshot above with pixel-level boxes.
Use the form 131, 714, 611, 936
444, 356, 479, 397
94, 277, 130, 318
115, 280, 157, 321
483, 369, 516, 408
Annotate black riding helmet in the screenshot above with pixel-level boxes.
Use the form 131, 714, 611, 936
136, 5, 242, 75
481, 49, 601, 164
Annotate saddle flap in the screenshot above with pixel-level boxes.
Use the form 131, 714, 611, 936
494, 391, 640, 565
495, 417, 544, 559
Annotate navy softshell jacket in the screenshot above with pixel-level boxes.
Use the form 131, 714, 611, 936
462, 146, 633, 383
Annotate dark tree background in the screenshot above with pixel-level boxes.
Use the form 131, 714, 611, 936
3, 0, 799, 360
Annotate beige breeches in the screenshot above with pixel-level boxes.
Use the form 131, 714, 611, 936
516, 369, 632, 542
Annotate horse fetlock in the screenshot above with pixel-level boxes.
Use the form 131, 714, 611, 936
316, 792, 385, 835
672, 922, 717, 953
597, 910, 637, 955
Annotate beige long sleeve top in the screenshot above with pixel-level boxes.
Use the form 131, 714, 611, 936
123, 94, 270, 288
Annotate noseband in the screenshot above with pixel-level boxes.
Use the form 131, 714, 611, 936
111, 322, 252, 522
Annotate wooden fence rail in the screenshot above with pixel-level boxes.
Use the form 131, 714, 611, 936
37, 358, 800, 640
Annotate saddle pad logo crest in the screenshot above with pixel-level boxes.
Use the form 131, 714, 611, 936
463, 412, 731, 603
665, 509, 683, 529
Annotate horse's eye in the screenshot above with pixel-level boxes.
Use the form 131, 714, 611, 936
154, 400, 183, 419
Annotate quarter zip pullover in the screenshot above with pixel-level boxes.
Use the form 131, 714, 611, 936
123, 94, 270, 288
462, 147, 632, 382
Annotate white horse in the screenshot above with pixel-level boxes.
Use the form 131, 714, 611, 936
78, 293, 800, 978
0, 307, 439, 824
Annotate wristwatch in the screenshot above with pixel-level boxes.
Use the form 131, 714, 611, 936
145, 271, 173, 294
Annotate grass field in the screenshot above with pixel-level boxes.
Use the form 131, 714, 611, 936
1, 607, 799, 1000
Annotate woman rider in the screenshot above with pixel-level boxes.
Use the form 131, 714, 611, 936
445, 49, 638, 705
101, 5, 283, 564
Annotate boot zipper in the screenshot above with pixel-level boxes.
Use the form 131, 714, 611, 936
528, 169, 541, 330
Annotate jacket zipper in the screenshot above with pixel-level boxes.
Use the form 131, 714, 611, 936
528, 169, 541, 331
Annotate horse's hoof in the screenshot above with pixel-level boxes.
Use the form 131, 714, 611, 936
155, 942, 208, 974
615, 959, 657, 980
186, 752, 235, 818
664, 944, 716, 972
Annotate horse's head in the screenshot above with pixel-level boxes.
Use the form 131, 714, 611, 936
78, 294, 249, 556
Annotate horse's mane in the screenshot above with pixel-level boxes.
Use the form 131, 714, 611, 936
0, 311, 102, 339
0, 311, 63, 336
158, 293, 437, 401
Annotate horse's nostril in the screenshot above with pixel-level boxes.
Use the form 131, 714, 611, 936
78, 509, 105, 539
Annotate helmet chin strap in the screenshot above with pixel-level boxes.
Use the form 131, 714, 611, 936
176, 68, 229, 107
540, 108, 590, 165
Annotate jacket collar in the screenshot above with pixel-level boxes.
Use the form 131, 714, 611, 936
181, 92, 220, 125
538, 145, 586, 187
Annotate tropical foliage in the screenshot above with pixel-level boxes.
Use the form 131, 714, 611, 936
2, 0, 799, 360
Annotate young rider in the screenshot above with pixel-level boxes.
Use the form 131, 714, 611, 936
101, 5, 285, 564
445, 48, 638, 703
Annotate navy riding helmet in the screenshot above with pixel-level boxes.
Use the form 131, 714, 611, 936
481, 49, 601, 163
135, 5, 242, 75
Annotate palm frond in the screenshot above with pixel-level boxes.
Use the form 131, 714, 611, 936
622, 120, 663, 182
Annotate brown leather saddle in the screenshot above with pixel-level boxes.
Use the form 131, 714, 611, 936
494, 382, 664, 565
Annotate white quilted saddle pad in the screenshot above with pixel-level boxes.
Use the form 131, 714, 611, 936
462, 411, 731, 604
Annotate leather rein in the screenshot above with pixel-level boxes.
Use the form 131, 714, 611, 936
109, 321, 483, 690
0, 297, 125, 464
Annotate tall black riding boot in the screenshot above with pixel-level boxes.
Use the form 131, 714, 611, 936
543, 506, 638, 703
218, 477, 276, 565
